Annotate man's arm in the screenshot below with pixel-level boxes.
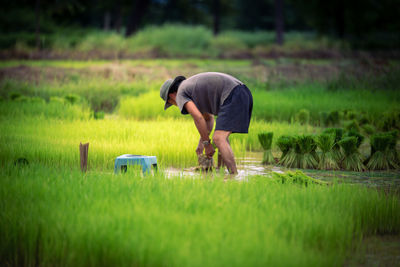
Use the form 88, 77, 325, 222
184, 101, 215, 157
196, 112, 214, 155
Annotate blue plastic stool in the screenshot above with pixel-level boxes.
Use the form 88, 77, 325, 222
114, 154, 157, 174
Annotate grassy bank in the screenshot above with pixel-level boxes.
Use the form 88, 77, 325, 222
1, 25, 345, 59
0, 165, 399, 267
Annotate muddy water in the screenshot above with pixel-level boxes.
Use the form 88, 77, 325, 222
165, 152, 400, 189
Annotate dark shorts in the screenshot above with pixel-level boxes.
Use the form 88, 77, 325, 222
215, 84, 253, 133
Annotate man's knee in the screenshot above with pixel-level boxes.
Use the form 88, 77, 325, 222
213, 132, 230, 147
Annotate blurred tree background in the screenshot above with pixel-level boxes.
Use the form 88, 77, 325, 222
0, 0, 399, 54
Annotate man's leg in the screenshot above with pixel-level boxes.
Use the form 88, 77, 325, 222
217, 137, 230, 169
213, 130, 237, 174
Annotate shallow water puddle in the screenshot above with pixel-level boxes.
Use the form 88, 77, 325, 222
164, 152, 400, 188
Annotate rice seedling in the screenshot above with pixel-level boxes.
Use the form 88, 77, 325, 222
295, 135, 319, 169
366, 133, 392, 170
323, 128, 344, 161
316, 133, 339, 170
258, 132, 275, 164
325, 110, 340, 126
344, 129, 364, 148
276, 135, 297, 167
338, 136, 366, 171
272, 170, 328, 186
361, 123, 376, 136
295, 108, 310, 125
380, 111, 400, 131
1, 164, 399, 267
344, 119, 361, 133
387, 130, 399, 169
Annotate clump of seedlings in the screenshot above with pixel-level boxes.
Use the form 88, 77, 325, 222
272, 170, 327, 186
258, 132, 275, 164
344, 119, 361, 133
366, 133, 392, 170
316, 133, 339, 170
344, 130, 364, 148
387, 130, 399, 169
296, 135, 319, 169
338, 136, 366, 172
323, 128, 343, 161
295, 109, 310, 125
276, 135, 296, 167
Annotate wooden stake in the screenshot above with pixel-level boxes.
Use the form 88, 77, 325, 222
79, 142, 89, 172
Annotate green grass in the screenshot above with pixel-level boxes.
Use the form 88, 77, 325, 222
0, 165, 399, 267
2, 24, 346, 58
0, 58, 399, 266
0, 114, 316, 169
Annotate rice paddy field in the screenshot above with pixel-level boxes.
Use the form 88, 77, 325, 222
1, 58, 400, 266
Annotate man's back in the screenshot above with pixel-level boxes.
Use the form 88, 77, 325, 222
176, 72, 243, 115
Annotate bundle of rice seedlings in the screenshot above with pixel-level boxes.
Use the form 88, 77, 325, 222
326, 111, 340, 126
344, 119, 361, 133
316, 133, 339, 170
272, 170, 327, 186
366, 133, 391, 170
323, 128, 343, 161
295, 109, 310, 125
344, 130, 364, 148
296, 135, 319, 169
387, 130, 399, 169
381, 111, 400, 131
258, 132, 275, 165
338, 136, 366, 171
361, 124, 376, 136
276, 135, 296, 167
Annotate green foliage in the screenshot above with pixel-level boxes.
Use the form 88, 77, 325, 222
1, 165, 399, 267
323, 128, 344, 161
367, 133, 392, 170
338, 137, 366, 171
209, 35, 247, 57
344, 120, 361, 133
276, 135, 296, 164
295, 135, 319, 169
295, 109, 310, 125
77, 31, 126, 53
9, 92, 22, 100
361, 124, 376, 136
380, 111, 400, 131
64, 94, 80, 105
0, 101, 91, 120
316, 133, 339, 170
272, 170, 327, 186
94, 111, 105, 120
126, 24, 212, 57
344, 130, 364, 148
258, 132, 274, 164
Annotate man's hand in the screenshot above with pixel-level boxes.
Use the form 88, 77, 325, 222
196, 140, 204, 155
204, 143, 215, 158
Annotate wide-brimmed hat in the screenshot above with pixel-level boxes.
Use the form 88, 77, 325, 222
160, 76, 186, 110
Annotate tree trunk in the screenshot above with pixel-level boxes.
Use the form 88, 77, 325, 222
35, 0, 41, 50
114, 7, 122, 33
125, 0, 150, 37
104, 11, 111, 31
213, 0, 220, 36
274, 0, 284, 45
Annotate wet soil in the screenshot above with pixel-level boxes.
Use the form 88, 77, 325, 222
344, 235, 400, 267
165, 152, 400, 190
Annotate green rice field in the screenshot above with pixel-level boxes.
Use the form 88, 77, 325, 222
1, 59, 399, 266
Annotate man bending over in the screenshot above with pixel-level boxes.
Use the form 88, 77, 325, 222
160, 72, 253, 175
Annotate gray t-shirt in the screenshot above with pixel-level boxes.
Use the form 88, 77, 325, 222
176, 72, 243, 115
